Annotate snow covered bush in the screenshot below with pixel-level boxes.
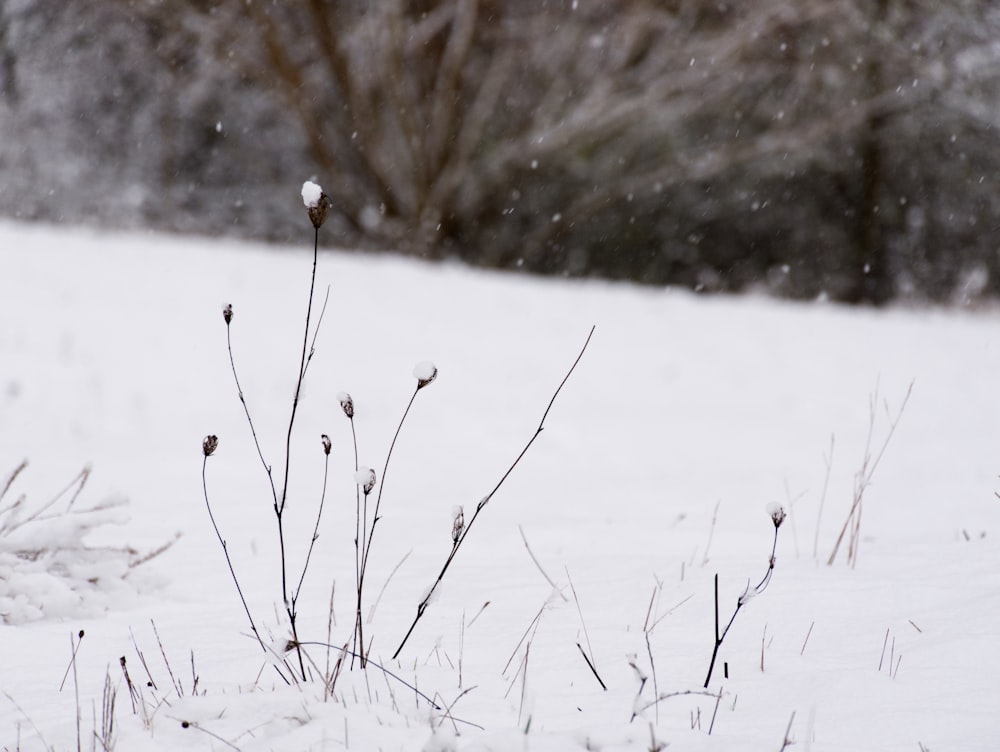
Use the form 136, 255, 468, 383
0, 461, 173, 624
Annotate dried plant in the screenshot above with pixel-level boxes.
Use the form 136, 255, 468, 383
703, 504, 786, 688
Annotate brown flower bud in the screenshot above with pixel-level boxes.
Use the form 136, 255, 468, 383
223, 303, 233, 325
321, 434, 332, 455
202, 435, 219, 457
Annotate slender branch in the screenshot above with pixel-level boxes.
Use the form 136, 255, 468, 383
634, 689, 722, 716
295, 642, 441, 710
704, 513, 783, 688
0, 459, 28, 505
356, 383, 423, 666
828, 381, 912, 566
279, 225, 321, 519
576, 642, 607, 691
276, 225, 324, 681
348, 414, 363, 668
392, 325, 595, 659
361, 385, 420, 575
518, 524, 567, 601
201, 452, 267, 655
292, 440, 332, 607
225, 317, 279, 507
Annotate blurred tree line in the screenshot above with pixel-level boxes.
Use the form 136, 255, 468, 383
1, 0, 999, 304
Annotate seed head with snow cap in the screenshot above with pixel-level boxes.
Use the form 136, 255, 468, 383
413, 361, 438, 390
301, 180, 333, 229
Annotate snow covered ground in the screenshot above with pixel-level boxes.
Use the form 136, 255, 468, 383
1, 219, 998, 751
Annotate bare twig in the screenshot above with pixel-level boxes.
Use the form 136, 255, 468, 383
356, 373, 430, 666
292, 438, 332, 610
778, 710, 797, 751
392, 326, 595, 659
296, 641, 441, 709
178, 719, 241, 751
576, 642, 607, 691
518, 524, 567, 600
567, 567, 603, 688
800, 621, 815, 655
701, 500, 721, 566
828, 381, 913, 567
200, 446, 269, 658
0, 459, 28, 505
813, 434, 835, 560
59, 629, 85, 692
704, 506, 785, 688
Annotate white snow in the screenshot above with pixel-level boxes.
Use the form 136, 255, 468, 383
1, 221, 1000, 750
413, 360, 437, 383
301, 180, 323, 208
355, 466, 375, 491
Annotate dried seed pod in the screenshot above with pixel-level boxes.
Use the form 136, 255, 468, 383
321, 434, 332, 455
337, 392, 354, 418
767, 503, 787, 528
451, 505, 465, 544
301, 180, 333, 229
356, 467, 376, 495
222, 303, 233, 325
413, 361, 438, 390
202, 435, 219, 457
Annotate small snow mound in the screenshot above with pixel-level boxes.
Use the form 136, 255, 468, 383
0, 484, 173, 625
301, 181, 323, 208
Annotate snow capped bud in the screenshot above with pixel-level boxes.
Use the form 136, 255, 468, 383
337, 392, 354, 418
355, 466, 376, 495
301, 180, 333, 229
223, 303, 233, 325
202, 435, 219, 457
451, 505, 465, 544
413, 361, 438, 389
321, 434, 332, 455
766, 502, 787, 528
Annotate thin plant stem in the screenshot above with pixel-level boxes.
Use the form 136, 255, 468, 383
292, 446, 331, 606
703, 521, 781, 688
201, 456, 268, 655
295, 641, 442, 709
392, 325, 595, 659
276, 224, 324, 680
0, 459, 28, 504
225, 324, 278, 507
362, 386, 420, 572
356, 383, 422, 666
348, 415, 363, 667
280, 225, 322, 517
828, 381, 912, 566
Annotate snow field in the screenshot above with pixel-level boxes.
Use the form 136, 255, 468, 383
1, 221, 999, 750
